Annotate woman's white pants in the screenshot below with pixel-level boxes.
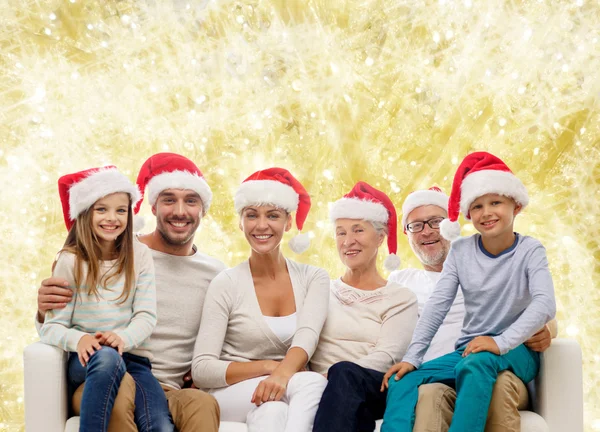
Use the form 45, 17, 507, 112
209, 371, 327, 432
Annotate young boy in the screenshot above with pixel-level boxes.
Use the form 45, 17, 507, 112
380, 152, 556, 432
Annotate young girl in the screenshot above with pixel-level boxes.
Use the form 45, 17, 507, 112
39, 166, 174, 432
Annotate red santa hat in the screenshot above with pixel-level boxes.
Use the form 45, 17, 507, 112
440, 151, 529, 241
329, 181, 400, 271
234, 167, 311, 254
58, 166, 141, 231
134, 153, 213, 230
401, 186, 449, 233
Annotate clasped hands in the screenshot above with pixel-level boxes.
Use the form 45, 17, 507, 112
76, 331, 124, 366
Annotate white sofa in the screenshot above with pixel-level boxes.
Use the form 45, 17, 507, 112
24, 338, 583, 432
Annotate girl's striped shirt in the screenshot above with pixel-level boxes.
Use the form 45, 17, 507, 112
40, 240, 157, 359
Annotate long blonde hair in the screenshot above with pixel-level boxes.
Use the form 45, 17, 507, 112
60, 198, 135, 303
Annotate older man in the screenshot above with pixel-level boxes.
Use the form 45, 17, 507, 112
36, 153, 225, 432
388, 186, 555, 432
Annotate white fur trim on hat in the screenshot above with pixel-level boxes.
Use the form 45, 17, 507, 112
401, 190, 449, 229
329, 198, 389, 223
234, 180, 299, 213
460, 170, 529, 219
147, 170, 213, 212
69, 168, 141, 221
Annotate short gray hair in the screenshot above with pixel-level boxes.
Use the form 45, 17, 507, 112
331, 219, 388, 238
369, 220, 389, 236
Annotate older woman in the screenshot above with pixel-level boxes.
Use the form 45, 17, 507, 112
311, 182, 419, 432
191, 168, 329, 432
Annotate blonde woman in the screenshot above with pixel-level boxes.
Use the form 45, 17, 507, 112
192, 168, 329, 432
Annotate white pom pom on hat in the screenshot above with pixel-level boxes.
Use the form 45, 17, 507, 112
288, 232, 311, 254
440, 218, 461, 241
384, 253, 401, 272
133, 215, 146, 233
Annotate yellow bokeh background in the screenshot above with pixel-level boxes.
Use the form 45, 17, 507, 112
1, 0, 599, 430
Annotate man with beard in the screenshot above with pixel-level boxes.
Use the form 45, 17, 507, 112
36, 153, 225, 432
388, 187, 555, 432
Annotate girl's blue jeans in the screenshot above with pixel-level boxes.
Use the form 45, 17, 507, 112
68, 346, 174, 432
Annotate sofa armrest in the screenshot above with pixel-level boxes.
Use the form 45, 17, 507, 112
24, 341, 69, 432
532, 338, 583, 432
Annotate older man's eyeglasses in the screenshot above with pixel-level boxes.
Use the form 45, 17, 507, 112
406, 217, 445, 233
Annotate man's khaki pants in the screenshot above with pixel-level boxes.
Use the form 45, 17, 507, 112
414, 370, 529, 432
73, 373, 220, 432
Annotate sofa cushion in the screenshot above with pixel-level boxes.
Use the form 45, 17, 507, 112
64, 417, 79, 432
373, 411, 547, 432
219, 422, 248, 432
63, 410, 548, 432
521, 410, 549, 432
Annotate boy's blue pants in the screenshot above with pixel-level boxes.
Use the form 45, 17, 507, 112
381, 344, 539, 432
